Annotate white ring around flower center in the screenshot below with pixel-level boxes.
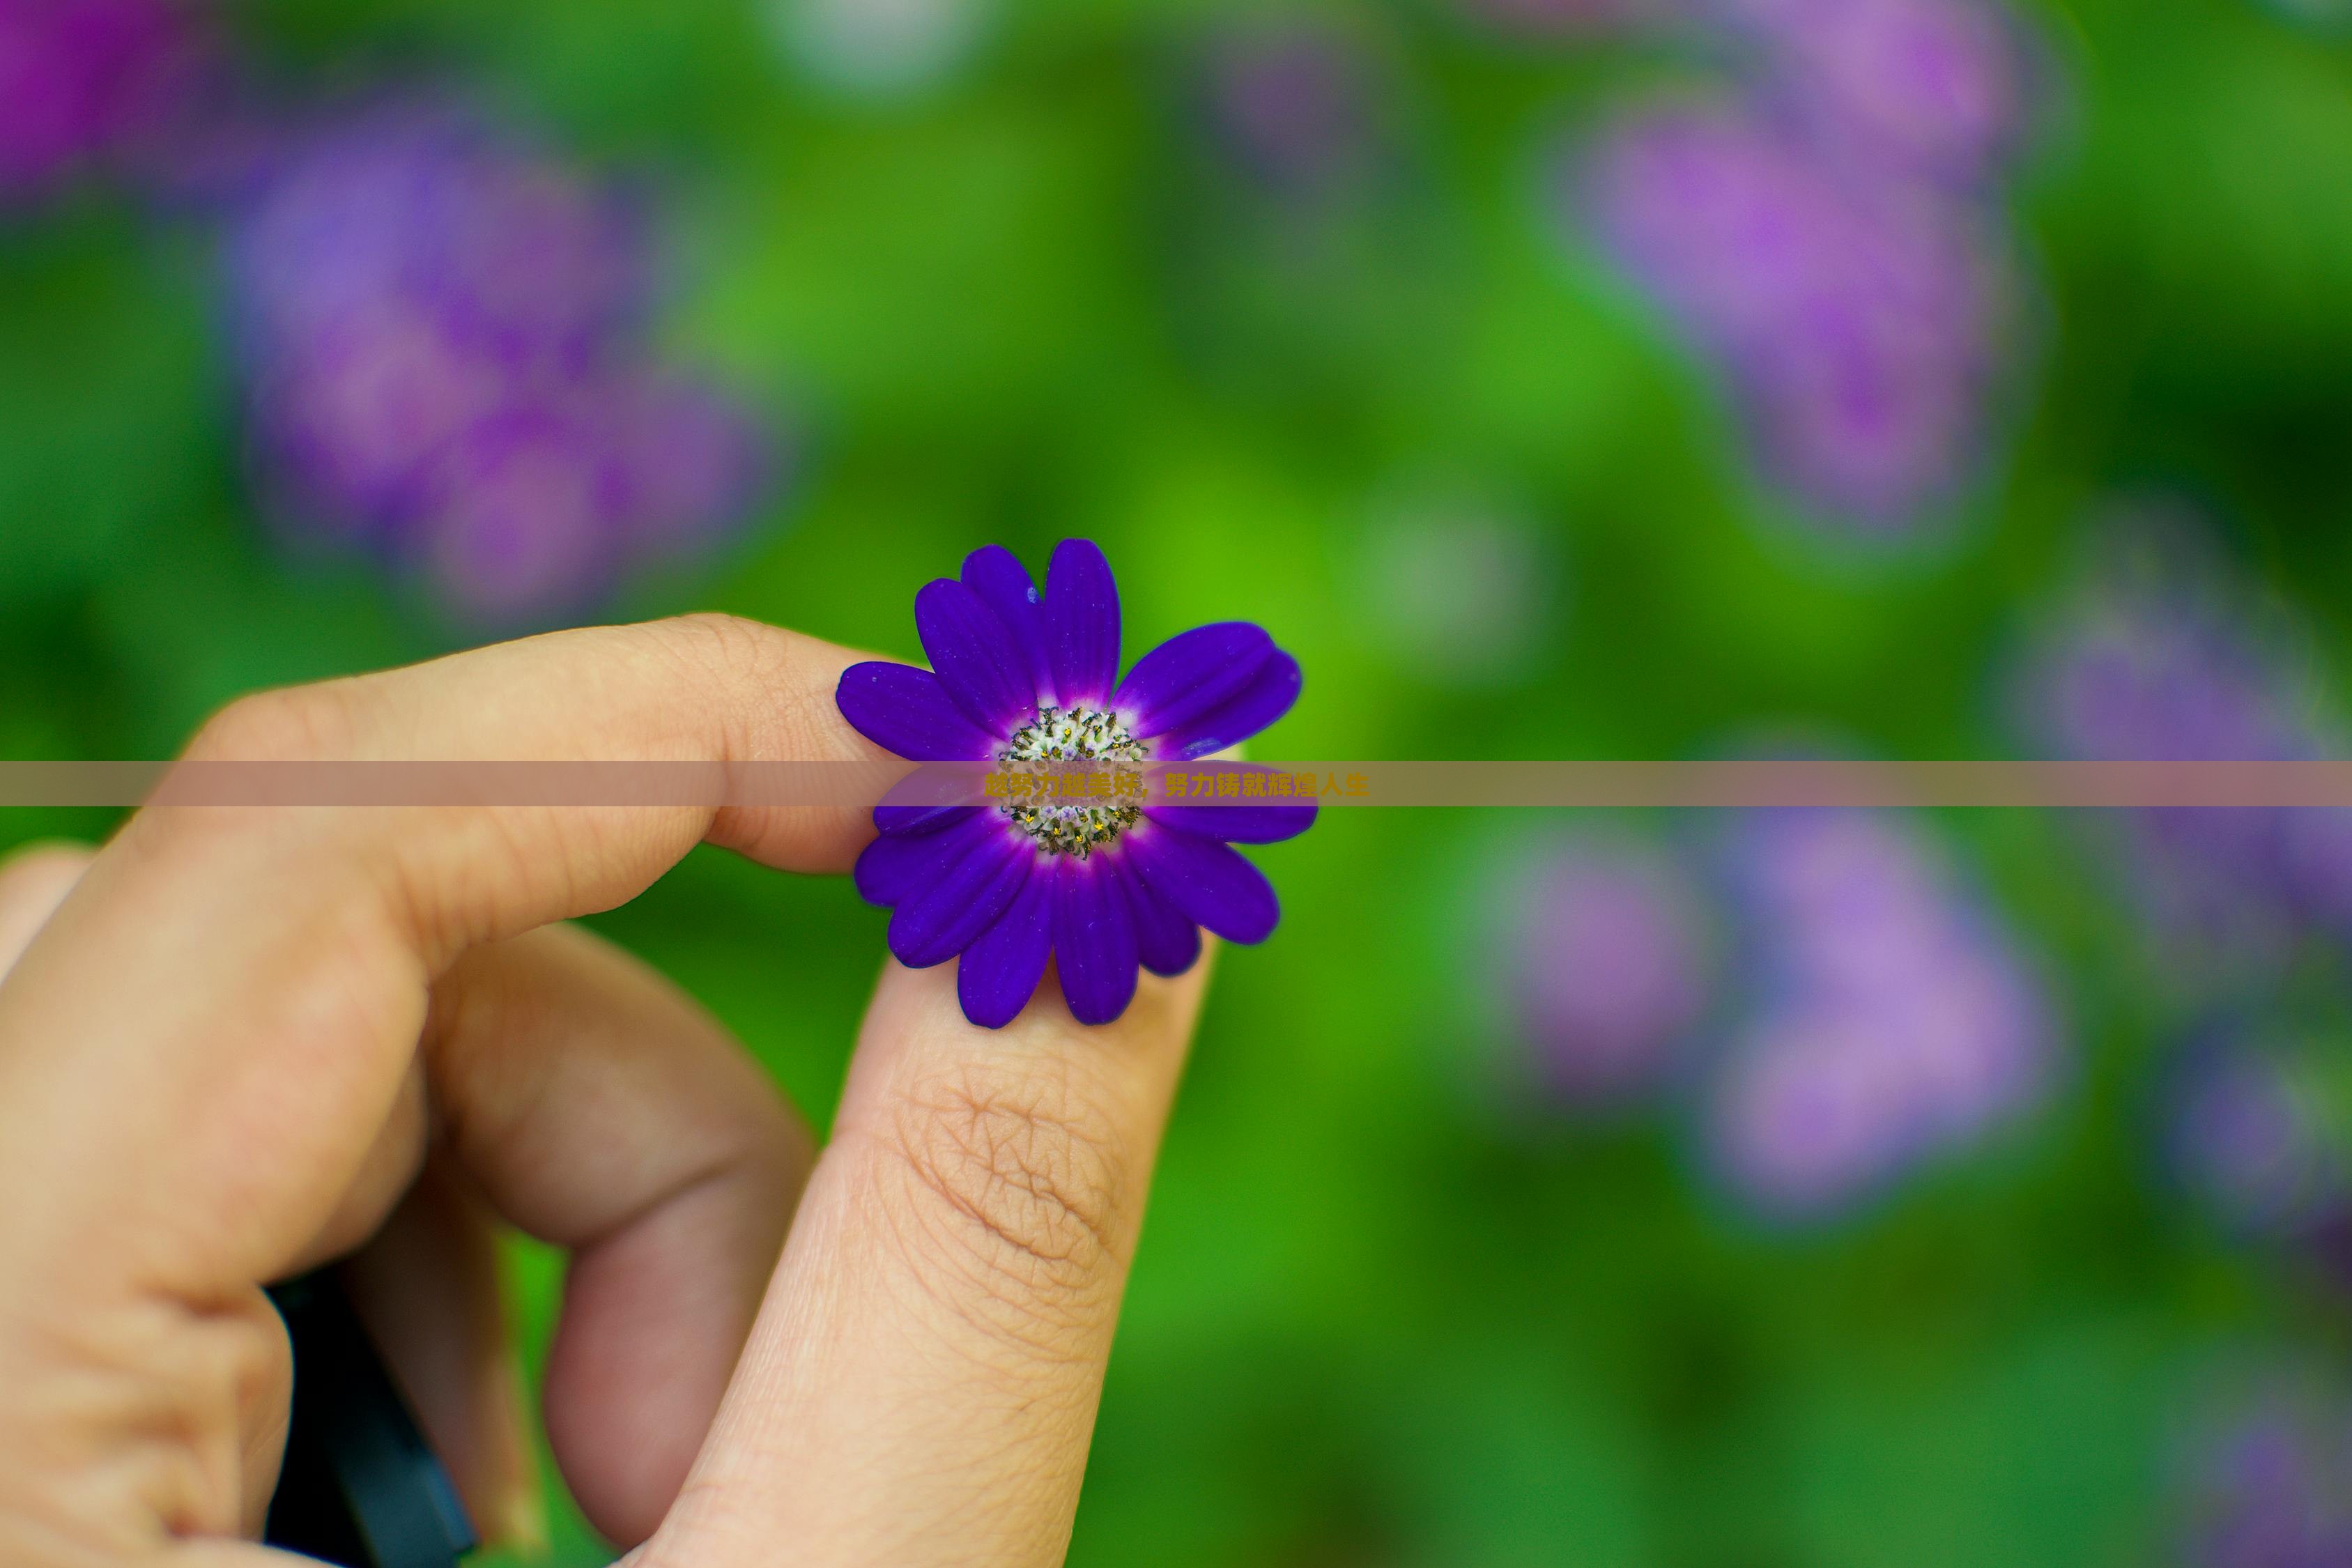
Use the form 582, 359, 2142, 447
998, 706, 1147, 858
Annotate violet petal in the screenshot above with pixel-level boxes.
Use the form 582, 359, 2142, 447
1128, 822, 1281, 944
1045, 538, 1121, 707
958, 869, 1055, 1029
1052, 854, 1141, 1024
1145, 783, 1319, 845
1119, 858, 1204, 977
961, 544, 1056, 707
888, 826, 1034, 968
837, 661, 999, 761
915, 578, 1037, 737
1149, 650, 1303, 761
1114, 622, 1275, 741
854, 813, 994, 906
873, 801, 982, 838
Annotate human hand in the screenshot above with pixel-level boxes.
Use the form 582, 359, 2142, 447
0, 615, 1213, 1568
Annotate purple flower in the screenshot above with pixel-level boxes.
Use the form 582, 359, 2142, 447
1204, 26, 1374, 195
0, 0, 198, 194
1505, 833, 1713, 1104
1581, 98, 2013, 533
2014, 517, 2351, 986
1706, 808, 2057, 1217
410, 403, 632, 627
224, 98, 772, 627
1713, 0, 2033, 186
2167, 1036, 2344, 1241
610, 376, 773, 557
836, 540, 1314, 1029
227, 104, 649, 369
2182, 1392, 2352, 1568
245, 293, 516, 539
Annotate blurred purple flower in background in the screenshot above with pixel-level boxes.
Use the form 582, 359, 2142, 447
1571, 0, 2039, 539
1201, 23, 1380, 200
1713, 0, 2032, 185
1583, 100, 2013, 532
1706, 808, 2057, 1216
1503, 831, 1714, 1105
2015, 516, 2352, 988
223, 99, 771, 627
2182, 1388, 2352, 1568
0, 0, 203, 196
2167, 1034, 2346, 1243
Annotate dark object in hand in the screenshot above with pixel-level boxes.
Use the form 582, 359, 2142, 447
263, 1271, 478, 1568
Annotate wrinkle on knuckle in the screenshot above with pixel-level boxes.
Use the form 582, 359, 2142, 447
358, 816, 484, 971
627, 615, 804, 804
0, 1291, 284, 1551
881, 1061, 1131, 1333
184, 684, 361, 764
157, 686, 371, 869
368, 800, 594, 971
647, 613, 788, 714
653, 612, 853, 753
659, 610, 787, 670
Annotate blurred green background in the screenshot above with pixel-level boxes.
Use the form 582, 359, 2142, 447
8, 0, 2352, 1562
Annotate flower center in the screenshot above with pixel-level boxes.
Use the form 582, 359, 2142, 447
998, 706, 1147, 858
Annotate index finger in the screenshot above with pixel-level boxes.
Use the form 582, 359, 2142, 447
0, 614, 879, 1297
654, 949, 1213, 1568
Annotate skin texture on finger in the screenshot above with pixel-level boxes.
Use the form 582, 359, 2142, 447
0, 617, 868, 1556
650, 949, 1211, 1568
